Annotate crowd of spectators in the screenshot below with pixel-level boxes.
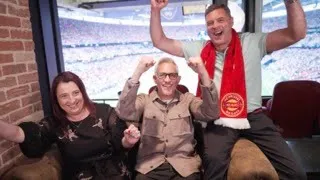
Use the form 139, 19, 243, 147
263, 0, 319, 12
59, 18, 204, 45
262, 9, 320, 32
64, 52, 197, 101
62, 43, 159, 63
59, 6, 319, 99
262, 48, 320, 95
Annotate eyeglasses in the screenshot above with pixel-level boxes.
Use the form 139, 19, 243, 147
156, 73, 179, 80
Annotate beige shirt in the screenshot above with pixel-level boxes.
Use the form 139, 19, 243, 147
116, 79, 219, 177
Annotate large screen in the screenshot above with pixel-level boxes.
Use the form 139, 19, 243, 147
58, 0, 319, 106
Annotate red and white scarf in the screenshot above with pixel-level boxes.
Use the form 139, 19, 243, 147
197, 29, 250, 129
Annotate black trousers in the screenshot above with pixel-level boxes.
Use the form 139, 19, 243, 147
202, 112, 307, 180
135, 163, 201, 180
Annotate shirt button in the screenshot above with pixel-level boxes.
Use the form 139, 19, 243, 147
153, 116, 156, 119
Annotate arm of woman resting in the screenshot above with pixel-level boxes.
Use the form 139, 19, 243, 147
1, 117, 55, 158
0, 120, 25, 143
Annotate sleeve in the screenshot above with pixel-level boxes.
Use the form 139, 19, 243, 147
96, 104, 128, 152
240, 32, 268, 58
189, 81, 220, 121
18, 116, 56, 158
260, 33, 268, 56
108, 109, 128, 152
115, 79, 146, 122
181, 40, 206, 60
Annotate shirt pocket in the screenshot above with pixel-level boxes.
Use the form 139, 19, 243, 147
141, 112, 164, 138
168, 111, 193, 136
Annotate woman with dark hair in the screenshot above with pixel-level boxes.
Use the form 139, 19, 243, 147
0, 71, 140, 180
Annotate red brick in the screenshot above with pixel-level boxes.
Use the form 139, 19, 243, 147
2, 63, 26, 75
8, 4, 29, 18
18, 0, 28, 7
0, 162, 15, 177
0, 15, 20, 27
0, 28, 9, 38
2, 145, 21, 164
13, 52, 35, 62
0, 100, 20, 116
0, 91, 6, 102
17, 72, 38, 84
23, 41, 34, 51
14, 154, 26, 164
9, 105, 33, 122
14, 154, 37, 167
21, 92, 41, 106
0, 41, 23, 51
6, 85, 29, 99
21, 18, 31, 29
0, 77, 17, 88
27, 63, 37, 71
10, 29, 32, 40
0, 53, 13, 64
33, 101, 42, 112
0, 141, 14, 154
30, 82, 39, 92
0, 116, 10, 123
2, 0, 17, 4
0, 3, 6, 14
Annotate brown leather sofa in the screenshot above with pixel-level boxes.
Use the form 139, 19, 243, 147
1, 139, 278, 180
1, 146, 62, 180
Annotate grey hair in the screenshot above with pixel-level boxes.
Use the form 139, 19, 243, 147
154, 57, 179, 74
205, 4, 231, 17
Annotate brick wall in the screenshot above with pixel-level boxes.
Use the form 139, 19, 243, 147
0, 0, 44, 174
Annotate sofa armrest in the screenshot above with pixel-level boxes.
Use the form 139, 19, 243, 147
227, 139, 279, 180
2, 147, 62, 180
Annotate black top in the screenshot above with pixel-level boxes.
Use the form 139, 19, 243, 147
18, 103, 130, 180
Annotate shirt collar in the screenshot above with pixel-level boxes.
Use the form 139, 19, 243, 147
149, 87, 182, 104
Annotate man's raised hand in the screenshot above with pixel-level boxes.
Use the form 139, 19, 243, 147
150, 0, 168, 10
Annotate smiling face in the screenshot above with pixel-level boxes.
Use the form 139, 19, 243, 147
153, 60, 181, 100
205, 8, 234, 51
56, 81, 86, 117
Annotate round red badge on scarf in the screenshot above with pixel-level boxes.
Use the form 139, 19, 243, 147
221, 93, 244, 117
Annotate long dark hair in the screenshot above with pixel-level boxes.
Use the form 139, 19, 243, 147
51, 71, 95, 128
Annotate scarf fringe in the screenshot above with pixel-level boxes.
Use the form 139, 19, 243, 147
214, 118, 251, 129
